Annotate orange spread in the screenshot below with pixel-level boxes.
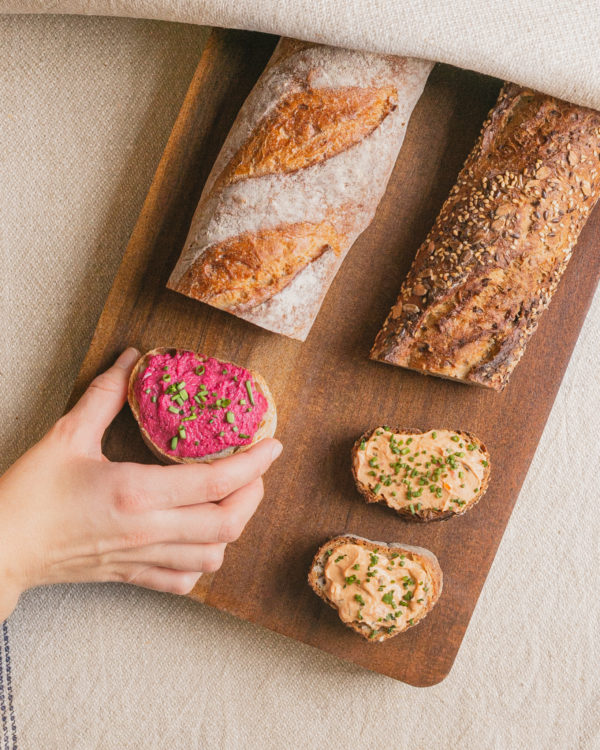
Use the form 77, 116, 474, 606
323, 543, 433, 634
353, 429, 487, 514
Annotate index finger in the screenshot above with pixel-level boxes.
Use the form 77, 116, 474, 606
124, 438, 282, 509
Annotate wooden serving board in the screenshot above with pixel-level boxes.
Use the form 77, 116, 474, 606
67, 29, 600, 686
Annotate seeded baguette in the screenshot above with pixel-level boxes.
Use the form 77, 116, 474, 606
351, 427, 491, 521
308, 535, 443, 641
128, 347, 277, 464
371, 84, 600, 390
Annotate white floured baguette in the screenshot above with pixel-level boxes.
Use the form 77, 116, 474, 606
168, 39, 432, 340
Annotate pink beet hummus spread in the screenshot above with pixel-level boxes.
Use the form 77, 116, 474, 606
134, 350, 268, 458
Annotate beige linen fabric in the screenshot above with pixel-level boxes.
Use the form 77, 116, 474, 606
2, 0, 600, 110
1, 14, 600, 750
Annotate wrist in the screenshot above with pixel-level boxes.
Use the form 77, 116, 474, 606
0, 534, 23, 622
0, 488, 36, 619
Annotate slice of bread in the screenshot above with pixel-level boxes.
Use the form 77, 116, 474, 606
128, 347, 276, 464
308, 535, 442, 641
352, 427, 491, 521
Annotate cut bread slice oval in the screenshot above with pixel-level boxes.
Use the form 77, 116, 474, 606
128, 347, 276, 464
352, 427, 490, 521
308, 535, 442, 641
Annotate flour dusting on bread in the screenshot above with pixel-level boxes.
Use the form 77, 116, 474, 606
168, 39, 432, 340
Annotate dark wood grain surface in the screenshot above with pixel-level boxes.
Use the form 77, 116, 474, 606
67, 29, 600, 686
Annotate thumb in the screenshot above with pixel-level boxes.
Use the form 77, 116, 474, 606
66, 347, 140, 447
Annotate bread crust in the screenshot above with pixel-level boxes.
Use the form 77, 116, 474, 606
308, 534, 443, 641
172, 221, 345, 313
127, 347, 277, 464
351, 427, 491, 521
217, 85, 399, 186
168, 39, 432, 341
371, 84, 600, 390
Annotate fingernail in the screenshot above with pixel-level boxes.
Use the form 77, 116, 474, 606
115, 347, 140, 369
271, 441, 283, 461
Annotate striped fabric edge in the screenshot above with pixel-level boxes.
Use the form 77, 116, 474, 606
0, 622, 17, 750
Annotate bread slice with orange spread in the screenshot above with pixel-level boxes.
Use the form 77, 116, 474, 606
308, 535, 442, 641
128, 347, 276, 464
352, 427, 490, 521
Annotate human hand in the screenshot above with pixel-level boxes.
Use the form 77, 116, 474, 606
0, 348, 282, 621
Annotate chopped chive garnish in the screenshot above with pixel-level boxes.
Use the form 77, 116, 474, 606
151, 396, 157, 403
239, 433, 250, 439
170, 437, 178, 450
194, 365, 205, 375
225, 411, 235, 424
176, 381, 186, 391
218, 430, 225, 437
178, 427, 186, 439
232, 426, 239, 433
168, 406, 179, 414
194, 440, 199, 446
162, 374, 171, 382
432, 431, 437, 438
245, 380, 255, 405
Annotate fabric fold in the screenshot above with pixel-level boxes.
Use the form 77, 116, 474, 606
2, 0, 600, 109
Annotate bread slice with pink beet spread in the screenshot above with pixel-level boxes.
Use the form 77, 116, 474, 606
128, 347, 276, 464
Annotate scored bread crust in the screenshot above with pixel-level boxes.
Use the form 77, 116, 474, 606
167, 39, 432, 341
308, 534, 443, 642
370, 84, 600, 390
127, 347, 277, 464
351, 427, 491, 522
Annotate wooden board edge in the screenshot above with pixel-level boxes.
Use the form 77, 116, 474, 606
65, 29, 279, 411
